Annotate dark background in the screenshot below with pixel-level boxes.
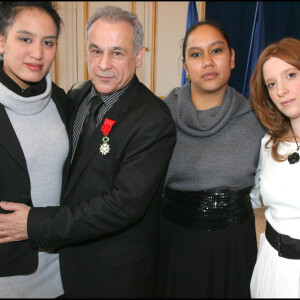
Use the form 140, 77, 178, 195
205, 1, 300, 94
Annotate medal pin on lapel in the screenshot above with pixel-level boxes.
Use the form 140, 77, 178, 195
99, 118, 116, 155
99, 137, 111, 155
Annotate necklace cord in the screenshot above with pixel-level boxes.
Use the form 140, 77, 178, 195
291, 124, 300, 151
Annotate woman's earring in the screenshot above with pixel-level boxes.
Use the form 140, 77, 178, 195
186, 75, 191, 82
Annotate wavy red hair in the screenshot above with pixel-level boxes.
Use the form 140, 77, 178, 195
250, 37, 300, 161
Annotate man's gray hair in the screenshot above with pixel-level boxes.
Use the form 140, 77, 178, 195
85, 6, 144, 56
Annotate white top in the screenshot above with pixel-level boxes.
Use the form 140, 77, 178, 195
254, 134, 300, 239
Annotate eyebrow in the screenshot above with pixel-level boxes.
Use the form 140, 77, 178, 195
264, 67, 298, 83
187, 40, 225, 51
88, 44, 127, 53
16, 30, 57, 39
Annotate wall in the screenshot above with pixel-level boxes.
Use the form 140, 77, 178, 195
50, 1, 204, 98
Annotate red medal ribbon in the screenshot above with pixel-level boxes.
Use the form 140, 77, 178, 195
101, 118, 116, 136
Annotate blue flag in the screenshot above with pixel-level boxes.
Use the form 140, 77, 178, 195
242, 1, 265, 99
181, 1, 199, 87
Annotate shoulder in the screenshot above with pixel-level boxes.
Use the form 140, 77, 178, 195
230, 87, 259, 119
51, 81, 68, 108
259, 134, 272, 159
164, 85, 188, 107
164, 86, 181, 101
161, 85, 190, 121
229, 86, 251, 113
229, 87, 265, 135
69, 80, 91, 91
51, 81, 67, 98
135, 81, 174, 120
67, 80, 92, 99
120, 81, 176, 137
262, 133, 271, 146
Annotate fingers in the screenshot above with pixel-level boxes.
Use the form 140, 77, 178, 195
0, 201, 28, 212
0, 236, 16, 244
0, 229, 8, 243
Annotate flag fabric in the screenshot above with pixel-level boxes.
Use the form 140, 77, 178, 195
242, 1, 265, 99
181, 1, 199, 86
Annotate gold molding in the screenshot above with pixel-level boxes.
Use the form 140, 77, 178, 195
201, 1, 206, 21
131, 1, 136, 14
84, 2, 89, 80
150, 1, 157, 93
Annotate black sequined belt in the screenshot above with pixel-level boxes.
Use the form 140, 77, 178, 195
265, 221, 300, 259
161, 186, 253, 230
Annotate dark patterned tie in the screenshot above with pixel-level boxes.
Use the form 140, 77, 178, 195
71, 96, 103, 168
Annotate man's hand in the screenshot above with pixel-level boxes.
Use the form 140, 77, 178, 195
0, 202, 30, 244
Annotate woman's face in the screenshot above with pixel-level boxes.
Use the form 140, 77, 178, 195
0, 8, 58, 89
183, 24, 235, 97
263, 57, 300, 121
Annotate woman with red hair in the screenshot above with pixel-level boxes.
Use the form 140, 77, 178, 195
250, 37, 300, 298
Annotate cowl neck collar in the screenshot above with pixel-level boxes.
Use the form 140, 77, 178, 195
0, 73, 52, 115
165, 83, 251, 137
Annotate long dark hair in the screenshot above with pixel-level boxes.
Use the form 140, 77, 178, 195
0, 1, 63, 37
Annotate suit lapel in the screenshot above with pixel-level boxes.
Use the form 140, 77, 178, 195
67, 81, 93, 138
64, 80, 93, 171
63, 76, 140, 200
0, 105, 28, 173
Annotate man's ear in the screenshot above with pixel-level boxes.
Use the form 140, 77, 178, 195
136, 46, 145, 68
0, 34, 5, 55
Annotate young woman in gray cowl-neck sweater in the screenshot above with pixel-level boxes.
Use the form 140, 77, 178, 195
0, 2, 68, 298
156, 20, 265, 298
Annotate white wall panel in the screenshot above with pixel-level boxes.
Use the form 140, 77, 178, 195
155, 1, 188, 97
52, 1, 203, 95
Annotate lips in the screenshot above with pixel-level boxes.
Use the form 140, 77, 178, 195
97, 74, 115, 81
25, 63, 43, 71
99, 76, 112, 80
202, 72, 217, 79
281, 99, 295, 106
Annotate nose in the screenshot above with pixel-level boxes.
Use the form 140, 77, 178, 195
29, 42, 43, 60
98, 53, 112, 70
202, 53, 213, 68
277, 81, 288, 97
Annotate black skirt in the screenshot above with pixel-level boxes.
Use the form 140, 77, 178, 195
156, 212, 257, 298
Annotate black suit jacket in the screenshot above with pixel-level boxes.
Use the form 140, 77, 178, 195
28, 75, 176, 298
0, 83, 67, 277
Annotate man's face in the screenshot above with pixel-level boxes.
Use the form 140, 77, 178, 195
86, 19, 144, 95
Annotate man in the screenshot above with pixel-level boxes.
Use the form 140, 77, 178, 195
0, 6, 176, 298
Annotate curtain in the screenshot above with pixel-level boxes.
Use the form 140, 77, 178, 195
206, 1, 300, 94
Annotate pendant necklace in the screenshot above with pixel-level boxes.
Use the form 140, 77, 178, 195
288, 125, 300, 164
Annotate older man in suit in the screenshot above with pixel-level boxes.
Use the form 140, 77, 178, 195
0, 6, 176, 298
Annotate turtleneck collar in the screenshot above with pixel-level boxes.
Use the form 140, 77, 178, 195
0, 61, 47, 97
0, 72, 52, 115
165, 83, 252, 137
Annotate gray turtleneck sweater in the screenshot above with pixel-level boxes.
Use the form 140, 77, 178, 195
0, 74, 68, 298
164, 84, 265, 195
